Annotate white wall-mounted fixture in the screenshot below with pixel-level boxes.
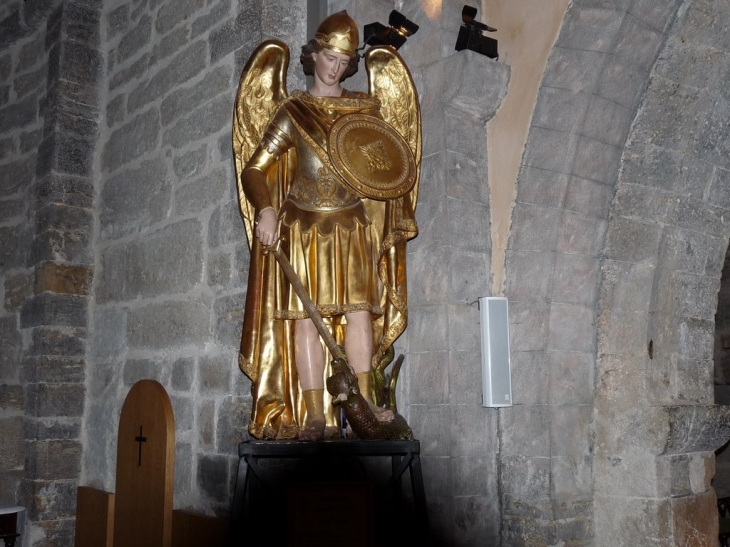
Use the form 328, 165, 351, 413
479, 296, 512, 407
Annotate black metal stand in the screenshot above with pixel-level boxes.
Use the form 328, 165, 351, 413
229, 439, 429, 546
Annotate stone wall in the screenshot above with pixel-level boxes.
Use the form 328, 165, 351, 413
83, 0, 306, 518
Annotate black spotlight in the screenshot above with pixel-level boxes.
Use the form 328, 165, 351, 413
455, 5, 498, 59
364, 10, 419, 50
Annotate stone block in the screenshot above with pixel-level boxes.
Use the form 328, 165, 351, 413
162, 95, 230, 149
689, 451, 714, 494
549, 350, 594, 406
59, 40, 103, 87
89, 306, 126, 361
173, 144, 207, 179
127, 41, 206, 113
556, 6, 623, 53
207, 249, 233, 289
14, 64, 46, 98
583, 94, 633, 149
552, 455, 593, 498
36, 132, 96, 178
26, 326, 86, 357
31, 208, 93, 266
0, 85, 8, 106
656, 37, 730, 94
544, 46, 605, 92
198, 399, 215, 448
410, 199, 446, 255
445, 198, 489, 252
20, 293, 88, 328
693, 93, 730, 171
453, 496, 499, 546
452, 456, 495, 497
548, 303, 595, 353
509, 300, 550, 352
174, 442, 192, 495
34, 262, 92, 296
596, 306, 649, 357
0, 93, 39, 133
25, 382, 85, 418
550, 404, 592, 457
199, 355, 231, 395
0, 317, 21, 378
572, 136, 621, 186
0, 417, 24, 470
171, 357, 194, 391
102, 107, 160, 173
44, 108, 100, 139
500, 454, 550, 498
20, 128, 42, 152
0, 53, 9, 80
170, 395, 193, 431
209, 10, 260, 63
109, 53, 149, 90
216, 396, 252, 454
213, 292, 245, 347
208, 200, 246, 248
23, 416, 81, 443
679, 0, 730, 51
407, 306, 448, 353
116, 14, 151, 64
122, 358, 168, 386
445, 150, 487, 204
509, 203, 561, 252
671, 491, 718, 547
99, 158, 171, 240
604, 215, 662, 264
127, 295, 212, 350
504, 250, 555, 303
62, 2, 101, 47
451, 404, 497, 458
552, 252, 600, 306
448, 248, 489, 303
100, 219, 203, 302
23, 478, 79, 521
0, 380, 20, 419
0, 199, 24, 224
156, 0, 206, 35
191, 0, 231, 37
510, 351, 548, 405
594, 55, 649, 109
447, 303, 480, 353
523, 126, 575, 175
0, 154, 36, 197
159, 63, 228, 125
612, 182, 677, 225
629, 0, 681, 33
407, 351, 448, 405
150, 26, 190, 67
672, 198, 730, 239
17, 29, 45, 72
448, 349, 483, 406
442, 51, 509, 123
0, 225, 26, 270
0, 136, 16, 160
25, 439, 82, 480
532, 86, 588, 134
106, 93, 125, 127
501, 405, 550, 457
517, 166, 569, 209
22, 355, 84, 384
408, 404, 451, 457
420, 455, 451, 499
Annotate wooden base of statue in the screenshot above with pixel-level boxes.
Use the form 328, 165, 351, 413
75, 380, 228, 547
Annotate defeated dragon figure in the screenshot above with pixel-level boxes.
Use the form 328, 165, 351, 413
326, 356, 413, 440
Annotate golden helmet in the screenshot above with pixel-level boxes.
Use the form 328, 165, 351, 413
314, 11, 359, 57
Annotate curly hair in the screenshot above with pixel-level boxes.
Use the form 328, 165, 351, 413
300, 39, 361, 82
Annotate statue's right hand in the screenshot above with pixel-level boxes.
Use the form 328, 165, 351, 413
255, 207, 278, 246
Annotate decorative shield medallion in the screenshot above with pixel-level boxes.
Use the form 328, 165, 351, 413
328, 113, 417, 200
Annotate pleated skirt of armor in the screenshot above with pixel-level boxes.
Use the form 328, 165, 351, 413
275, 200, 383, 320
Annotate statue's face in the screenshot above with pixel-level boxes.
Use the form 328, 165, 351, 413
311, 48, 350, 86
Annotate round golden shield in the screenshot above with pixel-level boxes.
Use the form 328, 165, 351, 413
328, 113, 416, 200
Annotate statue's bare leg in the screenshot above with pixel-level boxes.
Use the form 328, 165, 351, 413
345, 311, 394, 423
295, 318, 326, 441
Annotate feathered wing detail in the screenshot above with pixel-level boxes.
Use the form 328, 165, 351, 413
365, 46, 422, 381
365, 46, 422, 205
232, 40, 290, 245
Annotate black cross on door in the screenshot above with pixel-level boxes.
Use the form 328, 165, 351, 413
135, 426, 147, 466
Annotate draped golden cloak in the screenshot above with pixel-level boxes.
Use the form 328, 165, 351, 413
233, 42, 420, 440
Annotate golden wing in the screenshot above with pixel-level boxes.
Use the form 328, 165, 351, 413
365, 46, 422, 205
232, 40, 289, 246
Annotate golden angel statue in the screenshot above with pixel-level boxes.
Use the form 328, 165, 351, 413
233, 11, 421, 441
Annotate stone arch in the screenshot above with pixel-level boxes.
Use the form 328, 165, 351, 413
500, 0, 730, 544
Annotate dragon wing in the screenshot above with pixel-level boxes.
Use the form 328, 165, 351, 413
365, 46, 422, 206
232, 40, 289, 246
